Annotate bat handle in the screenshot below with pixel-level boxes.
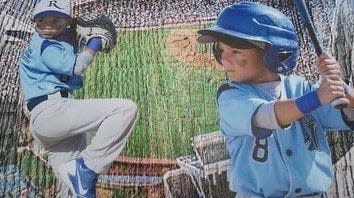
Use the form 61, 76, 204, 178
330, 84, 350, 109
331, 98, 349, 109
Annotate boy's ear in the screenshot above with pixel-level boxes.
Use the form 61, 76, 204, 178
65, 18, 74, 28
67, 18, 73, 25
68, 18, 77, 30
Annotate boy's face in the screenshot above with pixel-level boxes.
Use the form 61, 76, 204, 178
218, 42, 278, 83
35, 16, 71, 39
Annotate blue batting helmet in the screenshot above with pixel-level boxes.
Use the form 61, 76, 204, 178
198, 2, 299, 74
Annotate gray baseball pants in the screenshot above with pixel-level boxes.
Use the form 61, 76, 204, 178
27, 92, 138, 197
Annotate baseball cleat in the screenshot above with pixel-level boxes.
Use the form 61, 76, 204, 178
59, 157, 97, 198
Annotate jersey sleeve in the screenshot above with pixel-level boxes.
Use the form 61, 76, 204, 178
41, 40, 77, 75
218, 86, 272, 138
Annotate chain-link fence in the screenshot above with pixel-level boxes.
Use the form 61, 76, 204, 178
0, 0, 353, 197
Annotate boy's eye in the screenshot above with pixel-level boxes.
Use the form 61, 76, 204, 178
232, 50, 241, 54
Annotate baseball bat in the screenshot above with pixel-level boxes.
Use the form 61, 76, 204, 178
292, 0, 349, 109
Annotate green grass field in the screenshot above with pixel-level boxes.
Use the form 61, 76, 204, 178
75, 26, 225, 158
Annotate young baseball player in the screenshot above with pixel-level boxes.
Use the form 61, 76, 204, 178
198, 2, 354, 197
19, 0, 138, 197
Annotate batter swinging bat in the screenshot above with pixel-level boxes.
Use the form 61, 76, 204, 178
292, 0, 349, 109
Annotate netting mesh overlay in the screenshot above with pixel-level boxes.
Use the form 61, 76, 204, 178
0, 0, 353, 197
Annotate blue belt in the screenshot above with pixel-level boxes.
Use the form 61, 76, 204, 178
27, 90, 69, 111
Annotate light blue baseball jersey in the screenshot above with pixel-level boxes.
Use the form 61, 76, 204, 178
217, 75, 354, 197
20, 32, 83, 100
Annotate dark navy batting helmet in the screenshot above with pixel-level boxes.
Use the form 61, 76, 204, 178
198, 2, 299, 74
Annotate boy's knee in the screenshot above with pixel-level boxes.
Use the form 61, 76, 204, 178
120, 99, 138, 118
126, 100, 138, 115
123, 100, 138, 131
111, 99, 138, 125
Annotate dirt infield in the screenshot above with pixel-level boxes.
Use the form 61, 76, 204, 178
166, 29, 223, 71
97, 156, 178, 198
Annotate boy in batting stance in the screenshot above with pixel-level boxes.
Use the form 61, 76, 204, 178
20, 0, 138, 197
198, 2, 354, 197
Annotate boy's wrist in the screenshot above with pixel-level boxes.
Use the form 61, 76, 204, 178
295, 91, 322, 114
87, 37, 102, 52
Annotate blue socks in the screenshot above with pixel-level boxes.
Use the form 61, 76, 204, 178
87, 37, 102, 52
295, 91, 321, 114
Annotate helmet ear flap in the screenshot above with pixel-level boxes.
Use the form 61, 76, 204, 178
263, 46, 299, 74
212, 42, 222, 65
